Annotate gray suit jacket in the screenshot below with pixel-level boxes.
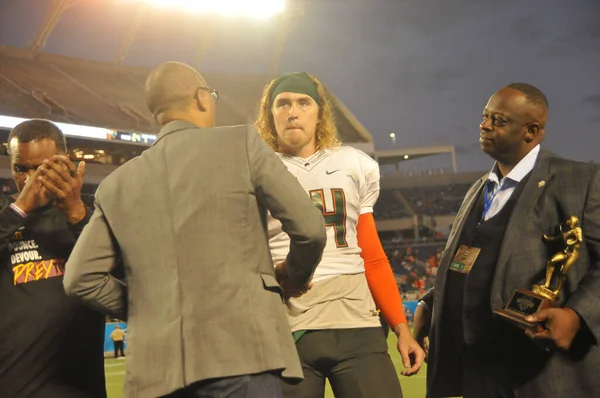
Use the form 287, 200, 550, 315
428, 149, 600, 398
63, 121, 327, 398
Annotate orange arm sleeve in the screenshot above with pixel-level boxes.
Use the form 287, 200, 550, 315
357, 212, 407, 327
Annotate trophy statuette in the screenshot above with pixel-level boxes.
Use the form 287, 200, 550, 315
494, 216, 583, 332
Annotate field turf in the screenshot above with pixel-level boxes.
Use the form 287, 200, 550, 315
105, 332, 427, 398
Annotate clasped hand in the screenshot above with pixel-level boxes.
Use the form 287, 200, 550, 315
15, 155, 86, 224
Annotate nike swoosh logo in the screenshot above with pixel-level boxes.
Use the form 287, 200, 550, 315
326, 169, 341, 175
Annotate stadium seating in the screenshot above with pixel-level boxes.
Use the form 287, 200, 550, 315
0, 46, 372, 144
374, 183, 471, 219
0, 54, 132, 130
373, 189, 414, 219
386, 243, 443, 296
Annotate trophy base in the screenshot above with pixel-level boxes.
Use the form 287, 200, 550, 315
494, 288, 554, 331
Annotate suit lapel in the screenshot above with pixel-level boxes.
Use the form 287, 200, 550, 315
442, 176, 486, 271
491, 149, 554, 306
434, 175, 484, 303
434, 174, 485, 313
430, 175, 485, 379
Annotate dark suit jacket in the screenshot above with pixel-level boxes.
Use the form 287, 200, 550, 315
63, 122, 327, 398
428, 149, 600, 398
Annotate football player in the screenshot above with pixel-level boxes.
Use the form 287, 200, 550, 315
256, 72, 425, 398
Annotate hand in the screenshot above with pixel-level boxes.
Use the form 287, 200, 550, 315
38, 156, 87, 224
394, 322, 425, 376
274, 260, 312, 301
525, 307, 581, 350
417, 336, 430, 363
14, 168, 53, 213
412, 301, 432, 362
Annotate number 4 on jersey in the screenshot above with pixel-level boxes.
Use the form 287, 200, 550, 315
309, 188, 348, 248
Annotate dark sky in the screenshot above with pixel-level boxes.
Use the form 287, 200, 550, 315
1, 0, 599, 172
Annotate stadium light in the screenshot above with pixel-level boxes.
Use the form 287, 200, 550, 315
124, 0, 286, 19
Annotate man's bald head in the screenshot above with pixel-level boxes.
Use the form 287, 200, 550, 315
145, 61, 210, 123
503, 82, 549, 128
480, 83, 549, 169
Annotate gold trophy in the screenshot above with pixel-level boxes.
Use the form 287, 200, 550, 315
494, 216, 582, 332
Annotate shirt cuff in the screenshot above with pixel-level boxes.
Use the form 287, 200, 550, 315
9, 203, 27, 219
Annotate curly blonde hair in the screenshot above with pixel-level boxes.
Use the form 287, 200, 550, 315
255, 73, 341, 151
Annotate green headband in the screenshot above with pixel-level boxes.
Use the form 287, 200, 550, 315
269, 72, 321, 106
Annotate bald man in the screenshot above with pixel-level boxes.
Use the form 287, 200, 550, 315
419, 83, 600, 398
63, 61, 327, 398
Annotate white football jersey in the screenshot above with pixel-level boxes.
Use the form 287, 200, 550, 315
268, 146, 380, 283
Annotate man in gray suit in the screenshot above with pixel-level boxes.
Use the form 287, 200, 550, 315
63, 61, 327, 398
418, 83, 600, 398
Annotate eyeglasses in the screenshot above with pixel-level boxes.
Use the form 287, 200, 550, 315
195, 86, 219, 104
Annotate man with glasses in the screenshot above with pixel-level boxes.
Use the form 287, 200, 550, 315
63, 61, 327, 398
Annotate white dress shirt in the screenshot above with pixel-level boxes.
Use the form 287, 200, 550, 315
483, 144, 540, 221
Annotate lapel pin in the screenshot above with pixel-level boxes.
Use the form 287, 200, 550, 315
538, 180, 546, 188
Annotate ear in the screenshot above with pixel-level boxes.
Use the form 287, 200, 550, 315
525, 123, 540, 143
195, 88, 208, 113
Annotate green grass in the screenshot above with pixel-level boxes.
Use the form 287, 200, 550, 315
105, 357, 126, 398
105, 333, 426, 398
